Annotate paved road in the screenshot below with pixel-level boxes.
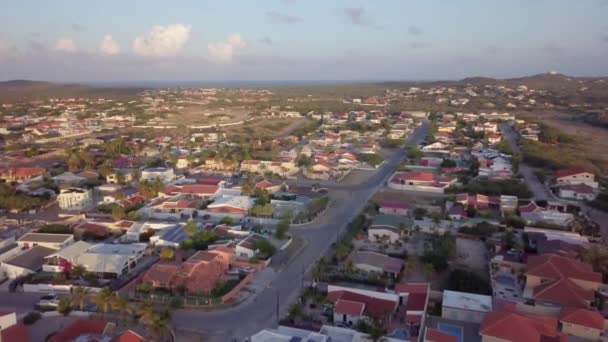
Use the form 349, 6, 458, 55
500, 123, 608, 239
171, 120, 430, 341
500, 123, 549, 200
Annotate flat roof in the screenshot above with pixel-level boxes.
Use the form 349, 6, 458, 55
17, 233, 73, 244
5, 246, 55, 270
442, 290, 492, 312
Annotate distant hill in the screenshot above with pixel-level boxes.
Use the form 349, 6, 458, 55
0, 80, 143, 103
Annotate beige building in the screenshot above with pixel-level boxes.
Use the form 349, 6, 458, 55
57, 187, 93, 210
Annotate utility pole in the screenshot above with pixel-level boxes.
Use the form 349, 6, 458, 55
275, 291, 280, 324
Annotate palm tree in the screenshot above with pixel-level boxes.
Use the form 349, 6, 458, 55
365, 316, 388, 342
57, 297, 73, 316
92, 288, 114, 318
70, 265, 86, 280
70, 286, 90, 311
345, 260, 356, 275
147, 313, 169, 342
110, 295, 130, 323
137, 301, 157, 326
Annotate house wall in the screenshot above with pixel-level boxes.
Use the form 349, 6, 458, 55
441, 306, 487, 323
0, 263, 35, 279
561, 322, 602, 340
333, 312, 362, 326
387, 182, 446, 193
0, 312, 17, 330
368, 228, 400, 243
556, 173, 597, 188
481, 335, 510, 342
354, 263, 383, 274
17, 236, 74, 250
379, 207, 409, 217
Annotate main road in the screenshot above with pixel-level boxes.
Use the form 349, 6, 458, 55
171, 120, 429, 341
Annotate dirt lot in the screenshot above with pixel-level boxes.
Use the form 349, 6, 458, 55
372, 190, 444, 205
167, 106, 250, 125
224, 117, 306, 138
518, 111, 608, 173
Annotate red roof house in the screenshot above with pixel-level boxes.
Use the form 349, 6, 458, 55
480, 304, 567, 342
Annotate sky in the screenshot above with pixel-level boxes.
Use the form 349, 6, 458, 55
1, 0, 607, 82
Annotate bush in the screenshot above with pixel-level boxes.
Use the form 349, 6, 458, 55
459, 221, 498, 239
38, 224, 70, 234
23, 311, 41, 325
219, 216, 234, 224
169, 296, 184, 309
211, 279, 241, 297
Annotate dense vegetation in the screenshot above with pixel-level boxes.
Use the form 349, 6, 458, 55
446, 179, 533, 198
0, 184, 50, 211
446, 269, 492, 295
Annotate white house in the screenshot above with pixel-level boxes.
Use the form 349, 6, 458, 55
141, 167, 175, 184
17, 233, 74, 250
441, 290, 492, 323
235, 234, 266, 259
57, 188, 93, 210
558, 184, 597, 201
554, 167, 598, 189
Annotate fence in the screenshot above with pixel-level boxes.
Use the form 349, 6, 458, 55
221, 273, 254, 303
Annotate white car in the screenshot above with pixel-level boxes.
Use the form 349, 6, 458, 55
37, 293, 60, 308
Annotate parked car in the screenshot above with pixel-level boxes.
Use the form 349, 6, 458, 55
37, 293, 59, 307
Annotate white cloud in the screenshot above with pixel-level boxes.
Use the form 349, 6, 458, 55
99, 35, 120, 55
54, 38, 78, 53
208, 33, 246, 63
133, 24, 191, 57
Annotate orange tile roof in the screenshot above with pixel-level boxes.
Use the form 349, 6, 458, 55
480, 305, 566, 342
533, 278, 594, 308
527, 254, 601, 283
48, 319, 107, 342
425, 328, 457, 342
112, 330, 145, 342
0, 323, 30, 342
335, 299, 365, 316
559, 307, 605, 330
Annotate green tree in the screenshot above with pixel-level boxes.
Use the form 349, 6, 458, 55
57, 298, 72, 316
70, 286, 90, 311
184, 220, 197, 237
92, 288, 114, 317
160, 247, 175, 260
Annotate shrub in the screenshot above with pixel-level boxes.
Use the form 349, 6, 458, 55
23, 312, 41, 325
446, 269, 492, 295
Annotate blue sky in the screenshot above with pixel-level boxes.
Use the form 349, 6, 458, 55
1, 0, 607, 82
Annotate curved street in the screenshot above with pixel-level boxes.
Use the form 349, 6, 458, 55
171, 120, 429, 341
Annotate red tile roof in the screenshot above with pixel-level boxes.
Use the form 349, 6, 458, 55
554, 167, 594, 179
328, 290, 397, 320
255, 180, 274, 189
335, 299, 365, 316
527, 254, 601, 284
112, 330, 145, 342
559, 307, 605, 330
0, 323, 30, 342
519, 201, 541, 213
48, 319, 107, 342
533, 278, 594, 308
379, 201, 410, 210
480, 305, 566, 342
425, 328, 457, 342
394, 171, 434, 182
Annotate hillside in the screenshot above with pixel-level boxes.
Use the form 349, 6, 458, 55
0, 80, 143, 103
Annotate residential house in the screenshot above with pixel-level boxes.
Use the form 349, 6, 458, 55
17, 233, 74, 250
235, 234, 266, 259
558, 307, 607, 341
558, 184, 597, 201
162, 183, 220, 200
240, 160, 298, 178
479, 304, 566, 342
207, 195, 253, 215
351, 251, 403, 278
423, 328, 457, 342
388, 171, 457, 193
1, 245, 55, 278
142, 247, 232, 294
141, 167, 175, 184
0, 167, 45, 183
524, 253, 602, 309
327, 285, 399, 327
106, 169, 134, 184
378, 201, 410, 217
554, 167, 598, 189
441, 290, 492, 323
202, 158, 238, 172
57, 187, 93, 211
368, 215, 408, 243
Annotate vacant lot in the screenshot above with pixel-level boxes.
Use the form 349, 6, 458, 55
224, 117, 306, 139
167, 106, 251, 125
519, 111, 608, 173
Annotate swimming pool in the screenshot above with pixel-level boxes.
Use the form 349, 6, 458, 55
437, 323, 464, 342
495, 275, 516, 287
